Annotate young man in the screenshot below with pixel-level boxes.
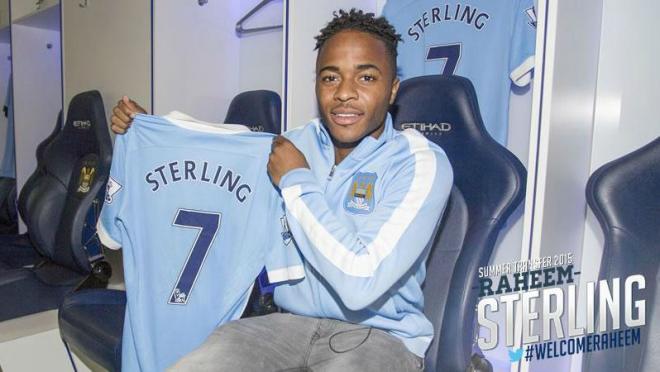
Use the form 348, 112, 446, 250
111, 9, 452, 371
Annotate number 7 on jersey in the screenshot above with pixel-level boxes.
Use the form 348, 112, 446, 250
169, 209, 222, 305
427, 43, 462, 75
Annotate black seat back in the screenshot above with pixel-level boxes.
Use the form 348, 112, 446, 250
224, 90, 281, 134
391, 75, 527, 371
17, 110, 63, 224
583, 137, 660, 372
0, 111, 62, 235
25, 91, 112, 273
0, 177, 17, 234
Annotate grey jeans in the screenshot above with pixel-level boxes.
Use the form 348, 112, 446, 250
168, 313, 424, 372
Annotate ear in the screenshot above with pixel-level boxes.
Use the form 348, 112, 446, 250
389, 77, 400, 105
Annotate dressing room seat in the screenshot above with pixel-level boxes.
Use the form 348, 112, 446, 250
0, 111, 63, 267
391, 75, 527, 371
0, 91, 112, 321
225, 90, 281, 134
0, 177, 17, 235
582, 137, 660, 372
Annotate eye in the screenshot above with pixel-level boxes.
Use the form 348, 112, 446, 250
320, 74, 339, 83
360, 74, 377, 82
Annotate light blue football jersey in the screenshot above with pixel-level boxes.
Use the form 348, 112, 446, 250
98, 112, 304, 371
382, 0, 537, 144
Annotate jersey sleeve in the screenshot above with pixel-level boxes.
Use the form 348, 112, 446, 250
510, 0, 537, 87
278, 132, 453, 311
97, 135, 128, 250
263, 179, 305, 284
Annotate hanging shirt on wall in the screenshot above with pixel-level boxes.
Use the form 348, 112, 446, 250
0, 74, 15, 178
382, 0, 537, 145
97, 112, 304, 371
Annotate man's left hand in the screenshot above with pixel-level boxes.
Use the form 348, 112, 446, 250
268, 136, 310, 186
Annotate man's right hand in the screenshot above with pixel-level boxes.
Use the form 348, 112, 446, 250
111, 96, 146, 134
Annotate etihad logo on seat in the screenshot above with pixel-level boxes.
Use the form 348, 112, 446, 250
248, 124, 265, 132
400, 122, 452, 136
73, 120, 92, 130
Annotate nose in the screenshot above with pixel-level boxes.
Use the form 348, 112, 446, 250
334, 78, 358, 102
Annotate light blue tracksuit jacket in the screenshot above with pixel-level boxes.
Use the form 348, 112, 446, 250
276, 114, 453, 357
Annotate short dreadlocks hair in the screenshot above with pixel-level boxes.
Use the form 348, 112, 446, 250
314, 9, 402, 76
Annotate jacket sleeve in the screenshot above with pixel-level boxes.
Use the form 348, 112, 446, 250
278, 132, 453, 310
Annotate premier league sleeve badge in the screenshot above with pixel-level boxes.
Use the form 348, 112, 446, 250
344, 172, 378, 215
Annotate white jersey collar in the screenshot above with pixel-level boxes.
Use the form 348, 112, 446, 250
163, 111, 251, 134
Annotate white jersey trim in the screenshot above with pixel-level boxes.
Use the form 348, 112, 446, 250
281, 131, 437, 278
97, 219, 122, 250
267, 265, 305, 283
510, 56, 535, 87
161, 111, 251, 134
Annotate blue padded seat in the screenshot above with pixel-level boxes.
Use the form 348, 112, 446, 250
0, 177, 17, 234
0, 111, 62, 237
0, 91, 112, 321
582, 137, 660, 372
0, 234, 40, 268
225, 90, 281, 134
0, 265, 81, 320
59, 289, 126, 371
0, 111, 63, 269
391, 75, 526, 371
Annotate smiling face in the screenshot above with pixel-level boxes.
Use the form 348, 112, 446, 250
315, 30, 400, 156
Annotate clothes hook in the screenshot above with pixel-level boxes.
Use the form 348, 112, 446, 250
236, 0, 282, 36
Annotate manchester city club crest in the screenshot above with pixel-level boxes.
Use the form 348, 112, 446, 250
344, 172, 378, 215
76, 166, 96, 193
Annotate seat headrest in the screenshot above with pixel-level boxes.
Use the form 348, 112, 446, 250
36, 110, 63, 164
224, 90, 281, 134
391, 75, 526, 221
43, 90, 113, 183
62, 90, 111, 153
587, 137, 660, 248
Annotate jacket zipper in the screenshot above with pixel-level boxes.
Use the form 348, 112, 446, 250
323, 164, 336, 194
327, 165, 336, 180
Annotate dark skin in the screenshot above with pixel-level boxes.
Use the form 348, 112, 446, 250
316, 30, 400, 161
110, 96, 145, 134
268, 30, 400, 184
110, 30, 400, 186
